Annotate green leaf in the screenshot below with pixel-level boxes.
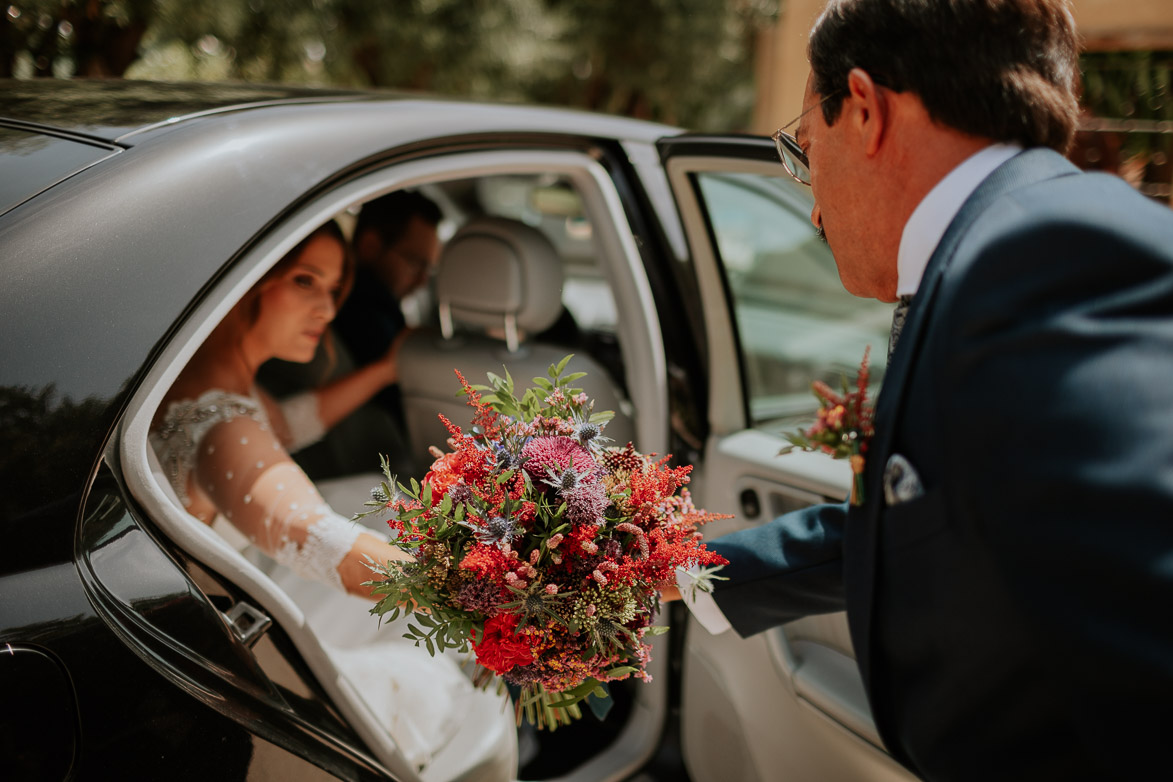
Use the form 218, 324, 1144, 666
555, 354, 574, 376
645, 625, 670, 637
496, 469, 515, 485
589, 410, 615, 424
562, 371, 587, 384
606, 665, 638, 677
533, 377, 554, 391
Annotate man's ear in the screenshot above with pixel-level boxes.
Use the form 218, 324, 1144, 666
846, 67, 888, 158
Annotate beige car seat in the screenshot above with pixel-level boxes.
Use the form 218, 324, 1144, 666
397, 216, 636, 473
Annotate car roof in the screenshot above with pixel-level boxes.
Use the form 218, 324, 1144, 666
0, 79, 392, 141
0, 79, 676, 145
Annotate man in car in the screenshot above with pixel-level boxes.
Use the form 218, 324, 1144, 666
668, 0, 1173, 779
333, 189, 443, 428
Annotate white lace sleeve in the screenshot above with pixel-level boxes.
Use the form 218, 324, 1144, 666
151, 390, 361, 591
277, 391, 327, 453
195, 415, 360, 590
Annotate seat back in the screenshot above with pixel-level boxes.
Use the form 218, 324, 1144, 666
398, 216, 635, 473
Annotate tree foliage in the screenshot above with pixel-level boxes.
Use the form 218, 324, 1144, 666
1, 0, 778, 131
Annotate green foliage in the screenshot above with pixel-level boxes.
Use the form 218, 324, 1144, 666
1079, 50, 1173, 168
466, 354, 611, 424
4, 0, 778, 131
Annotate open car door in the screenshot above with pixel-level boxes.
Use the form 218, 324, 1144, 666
658, 135, 916, 782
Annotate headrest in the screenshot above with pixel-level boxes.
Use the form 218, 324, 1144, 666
435, 217, 565, 350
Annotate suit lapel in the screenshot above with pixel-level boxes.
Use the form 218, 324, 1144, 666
846, 148, 1080, 693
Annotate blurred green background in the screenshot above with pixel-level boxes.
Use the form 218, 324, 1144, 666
1, 0, 1169, 199
1, 0, 778, 132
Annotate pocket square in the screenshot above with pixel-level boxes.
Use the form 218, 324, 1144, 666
883, 453, 924, 506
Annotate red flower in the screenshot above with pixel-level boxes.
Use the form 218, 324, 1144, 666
472, 614, 534, 674
424, 451, 462, 503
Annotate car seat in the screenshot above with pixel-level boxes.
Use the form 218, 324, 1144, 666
396, 216, 636, 473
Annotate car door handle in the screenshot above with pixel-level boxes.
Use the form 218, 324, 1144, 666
738, 488, 761, 518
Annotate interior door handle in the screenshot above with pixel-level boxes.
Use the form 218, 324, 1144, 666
739, 488, 761, 519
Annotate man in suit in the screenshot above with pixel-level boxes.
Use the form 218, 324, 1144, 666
667, 1, 1173, 779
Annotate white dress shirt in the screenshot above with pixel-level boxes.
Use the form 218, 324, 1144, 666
680, 142, 1023, 636
896, 143, 1021, 296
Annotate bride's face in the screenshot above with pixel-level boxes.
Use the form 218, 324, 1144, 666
251, 232, 345, 363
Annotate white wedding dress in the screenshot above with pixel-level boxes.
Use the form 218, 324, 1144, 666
150, 388, 499, 773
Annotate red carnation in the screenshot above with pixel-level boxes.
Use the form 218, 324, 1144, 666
472, 614, 534, 674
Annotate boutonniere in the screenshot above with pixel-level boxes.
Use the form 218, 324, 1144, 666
779, 347, 875, 505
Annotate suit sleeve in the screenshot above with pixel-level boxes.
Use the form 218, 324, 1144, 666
940, 201, 1173, 770
709, 501, 848, 637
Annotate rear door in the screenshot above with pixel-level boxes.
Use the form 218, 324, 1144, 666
658, 136, 916, 782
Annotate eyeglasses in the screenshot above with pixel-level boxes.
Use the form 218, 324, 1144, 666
771, 91, 841, 186
772, 128, 810, 186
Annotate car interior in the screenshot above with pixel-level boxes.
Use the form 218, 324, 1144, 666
120, 151, 672, 782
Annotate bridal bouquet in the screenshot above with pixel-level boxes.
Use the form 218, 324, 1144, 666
780, 346, 874, 505
361, 357, 727, 729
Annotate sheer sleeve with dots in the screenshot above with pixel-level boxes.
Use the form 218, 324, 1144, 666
151, 389, 364, 591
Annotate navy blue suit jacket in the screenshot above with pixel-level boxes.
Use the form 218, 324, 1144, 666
711, 149, 1173, 781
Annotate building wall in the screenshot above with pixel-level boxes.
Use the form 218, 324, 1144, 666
751, 0, 1173, 135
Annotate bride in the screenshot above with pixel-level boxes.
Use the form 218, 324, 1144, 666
150, 221, 513, 774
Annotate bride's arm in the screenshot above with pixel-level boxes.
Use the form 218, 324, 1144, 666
194, 413, 410, 598
261, 329, 410, 451
312, 329, 405, 430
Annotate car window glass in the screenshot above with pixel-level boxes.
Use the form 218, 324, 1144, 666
0, 127, 116, 216
693, 171, 891, 430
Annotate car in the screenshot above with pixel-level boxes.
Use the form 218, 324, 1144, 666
0, 79, 903, 782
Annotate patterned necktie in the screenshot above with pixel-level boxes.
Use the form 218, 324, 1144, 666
888, 295, 913, 362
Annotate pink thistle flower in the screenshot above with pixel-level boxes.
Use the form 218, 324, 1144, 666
545, 584, 559, 595
547, 533, 564, 550
585, 604, 596, 617
521, 436, 596, 481
592, 569, 608, 585
582, 540, 599, 554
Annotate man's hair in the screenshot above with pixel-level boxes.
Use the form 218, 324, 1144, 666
809, 0, 1080, 152
355, 189, 442, 249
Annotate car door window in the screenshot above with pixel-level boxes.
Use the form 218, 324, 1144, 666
691, 171, 892, 430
